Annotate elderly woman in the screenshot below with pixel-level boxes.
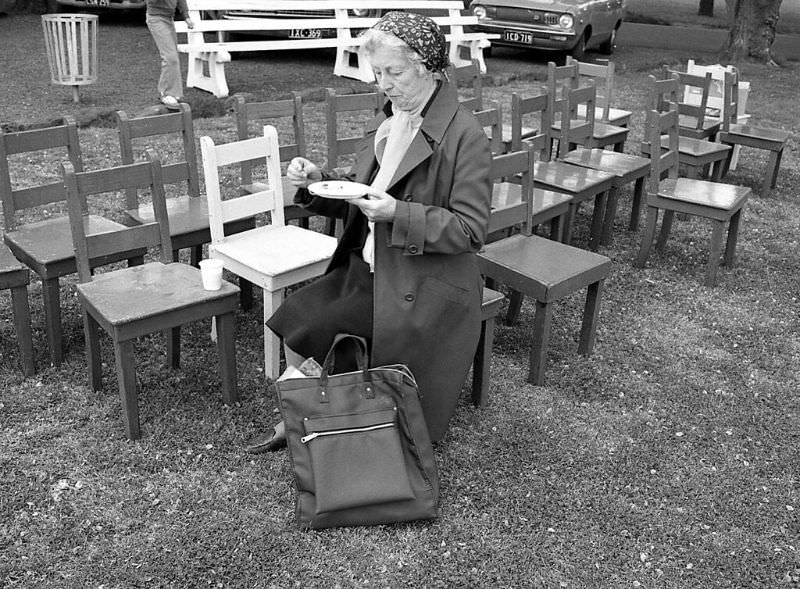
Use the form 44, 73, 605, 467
246, 12, 492, 452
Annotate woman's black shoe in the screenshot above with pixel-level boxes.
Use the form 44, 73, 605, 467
244, 429, 287, 453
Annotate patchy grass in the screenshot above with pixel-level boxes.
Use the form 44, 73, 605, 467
1, 16, 800, 589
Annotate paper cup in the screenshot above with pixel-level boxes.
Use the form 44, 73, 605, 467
199, 259, 224, 291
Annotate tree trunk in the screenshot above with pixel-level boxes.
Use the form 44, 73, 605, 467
721, 0, 783, 63
698, 0, 714, 17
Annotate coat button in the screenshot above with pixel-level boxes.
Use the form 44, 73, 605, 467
407, 244, 418, 254
404, 194, 413, 202
404, 292, 415, 302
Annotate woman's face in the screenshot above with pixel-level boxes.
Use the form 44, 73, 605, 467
367, 43, 432, 112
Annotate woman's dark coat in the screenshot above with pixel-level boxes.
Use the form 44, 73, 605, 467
298, 82, 492, 442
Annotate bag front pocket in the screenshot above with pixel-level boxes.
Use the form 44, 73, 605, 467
302, 407, 415, 514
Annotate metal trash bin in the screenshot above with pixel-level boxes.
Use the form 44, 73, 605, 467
42, 13, 98, 103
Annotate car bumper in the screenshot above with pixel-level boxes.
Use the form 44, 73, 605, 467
472, 22, 578, 51
55, 0, 145, 9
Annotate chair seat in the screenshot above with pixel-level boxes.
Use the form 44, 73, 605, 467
490, 182, 571, 234
641, 137, 730, 160
77, 261, 239, 329
721, 124, 790, 148
479, 233, 610, 301
534, 161, 616, 194
592, 121, 629, 142
127, 195, 211, 236
576, 104, 632, 126
658, 178, 750, 210
0, 242, 29, 289
679, 114, 721, 135
4, 215, 134, 276
561, 147, 650, 180
213, 224, 337, 278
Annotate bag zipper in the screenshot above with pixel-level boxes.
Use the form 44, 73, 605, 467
301, 422, 394, 444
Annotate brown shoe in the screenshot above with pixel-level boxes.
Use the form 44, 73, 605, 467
244, 429, 286, 453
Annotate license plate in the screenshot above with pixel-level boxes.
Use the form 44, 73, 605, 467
86, 0, 110, 6
289, 29, 322, 39
503, 30, 534, 44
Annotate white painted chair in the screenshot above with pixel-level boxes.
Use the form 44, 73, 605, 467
200, 126, 338, 378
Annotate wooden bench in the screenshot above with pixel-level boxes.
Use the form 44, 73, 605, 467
176, 0, 498, 97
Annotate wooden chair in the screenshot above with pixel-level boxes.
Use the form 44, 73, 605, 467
557, 84, 651, 247
565, 56, 632, 126
718, 68, 790, 195
200, 126, 338, 379
547, 61, 629, 153
0, 241, 35, 376
326, 88, 384, 175
1, 117, 142, 366
116, 104, 255, 268
473, 101, 504, 156
477, 147, 611, 385
471, 287, 505, 407
634, 107, 751, 287
232, 92, 319, 229
642, 74, 731, 181
62, 150, 240, 440
662, 66, 721, 141
447, 58, 485, 111
511, 89, 616, 249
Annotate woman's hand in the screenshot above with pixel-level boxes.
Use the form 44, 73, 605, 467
350, 188, 397, 223
286, 157, 322, 188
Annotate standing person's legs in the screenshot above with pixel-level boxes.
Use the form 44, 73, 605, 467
145, 13, 183, 101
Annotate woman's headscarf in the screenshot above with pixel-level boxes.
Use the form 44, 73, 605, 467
371, 11, 449, 73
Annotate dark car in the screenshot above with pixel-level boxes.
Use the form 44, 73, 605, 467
47, 0, 145, 12
469, 0, 625, 58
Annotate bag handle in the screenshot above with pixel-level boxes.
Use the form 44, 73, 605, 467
318, 334, 374, 404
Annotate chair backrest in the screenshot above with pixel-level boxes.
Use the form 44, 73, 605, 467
546, 60, 580, 131
510, 91, 552, 161
326, 88, 384, 172
720, 68, 740, 132
555, 82, 597, 158
566, 56, 616, 121
200, 125, 284, 244
649, 72, 681, 112
447, 58, 484, 111
662, 66, 713, 131
645, 107, 680, 193
487, 146, 535, 236
473, 100, 503, 156
115, 103, 200, 210
62, 149, 172, 283
0, 116, 83, 230
233, 92, 306, 185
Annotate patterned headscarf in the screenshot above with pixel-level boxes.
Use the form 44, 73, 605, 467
371, 11, 449, 73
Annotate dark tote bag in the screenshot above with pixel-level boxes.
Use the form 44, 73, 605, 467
276, 334, 439, 529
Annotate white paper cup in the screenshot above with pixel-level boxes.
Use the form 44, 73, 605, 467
199, 259, 224, 291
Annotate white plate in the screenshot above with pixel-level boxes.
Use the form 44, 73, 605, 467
308, 180, 369, 200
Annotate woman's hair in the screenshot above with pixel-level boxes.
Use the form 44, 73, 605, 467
360, 28, 427, 75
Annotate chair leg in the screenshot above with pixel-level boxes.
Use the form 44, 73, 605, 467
190, 245, 202, 268
42, 277, 62, 366
112, 338, 140, 440
166, 326, 180, 368
83, 310, 103, 391
601, 186, 619, 247
549, 216, 562, 241
471, 315, 495, 407
629, 177, 645, 232
127, 255, 144, 267
239, 277, 253, 311
505, 290, 524, 326
578, 280, 604, 356
263, 289, 284, 379
764, 149, 781, 193
655, 210, 674, 253
214, 311, 238, 405
528, 299, 553, 386
723, 209, 743, 268
562, 202, 576, 245
634, 207, 659, 268
705, 219, 726, 287
771, 149, 783, 189
588, 191, 608, 251
10, 285, 35, 377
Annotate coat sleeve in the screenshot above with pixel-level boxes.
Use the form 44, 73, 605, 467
389, 122, 491, 256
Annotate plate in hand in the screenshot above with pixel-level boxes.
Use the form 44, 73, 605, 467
308, 180, 369, 200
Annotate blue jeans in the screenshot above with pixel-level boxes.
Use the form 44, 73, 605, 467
146, 13, 182, 99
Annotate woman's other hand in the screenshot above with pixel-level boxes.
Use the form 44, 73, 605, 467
350, 188, 397, 223
184, 17, 195, 29
287, 157, 322, 188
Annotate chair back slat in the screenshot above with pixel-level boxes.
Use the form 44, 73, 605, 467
234, 92, 306, 186
566, 56, 616, 121
649, 73, 680, 112
721, 68, 740, 132
510, 91, 551, 160
557, 82, 596, 157
447, 58, 484, 111
115, 104, 199, 209
63, 151, 172, 282
663, 66, 712, 130
645, 107, 680, 193
326, 88, 384, 169
473, 101, 503, 155
200, 126, 284, 244
488, 146, 534, 235
1, 116, 83, 228
546, 61, 579, 132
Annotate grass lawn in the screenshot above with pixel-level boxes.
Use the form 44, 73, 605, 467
1, 11, 799, 589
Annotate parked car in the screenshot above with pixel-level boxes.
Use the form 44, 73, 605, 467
469, 0, 625, 58
46, 0, 145, 12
